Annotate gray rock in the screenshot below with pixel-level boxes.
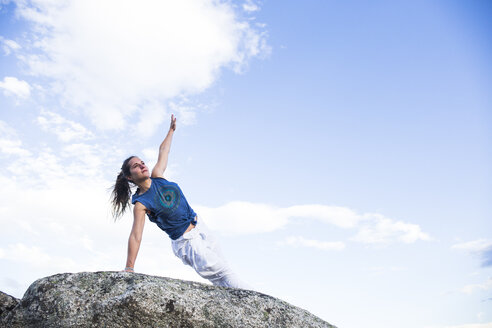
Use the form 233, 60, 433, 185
1, 271, 336, 327
0, 291, 20, 318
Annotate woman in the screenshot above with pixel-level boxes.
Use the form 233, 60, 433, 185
111, 114, 249, 289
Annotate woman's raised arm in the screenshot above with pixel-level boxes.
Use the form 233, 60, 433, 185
151, 114, 176, 178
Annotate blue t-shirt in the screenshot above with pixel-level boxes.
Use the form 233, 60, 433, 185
131, 177, 197, 240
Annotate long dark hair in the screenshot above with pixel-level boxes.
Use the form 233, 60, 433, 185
111, 155, 137, 220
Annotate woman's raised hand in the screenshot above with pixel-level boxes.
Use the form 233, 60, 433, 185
170, 114, 177, 131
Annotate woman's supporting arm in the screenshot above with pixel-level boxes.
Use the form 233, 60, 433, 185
125, 202, 146, 271
151, 114, 176, 178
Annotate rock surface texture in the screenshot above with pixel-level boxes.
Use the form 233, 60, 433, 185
0, 291, 19, 318
1, 271, 336, 328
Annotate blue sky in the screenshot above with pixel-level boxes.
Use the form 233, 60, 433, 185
0, 1, 491, 327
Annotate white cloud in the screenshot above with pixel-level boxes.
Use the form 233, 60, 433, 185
195, 201, 288, 235
0, 138, 30, 157
426, 323, 492, 328
243, 0, 260, 13
364, 266, 407, 275
280, 204, 360, 228
351, 213, 431, 244
8, 150, 66, 187
135, 101, 168, 139
141, 148, 159, 166
0, 134, 107, 188
0, 37, 21, 55
169, 100, 198, 126
37, 110, 94, 142
195, 201, 430, 245
0, 120, 31, 157
0, 76, 31, 98
452, 239, 492, 253
279, 236, 345, 251
60, 143, 106, 178
0, 243, 53, 266
462, 277, 492, 294
200, 203, 345, 235
12, 0, 269, 134
452, 239, 492, 268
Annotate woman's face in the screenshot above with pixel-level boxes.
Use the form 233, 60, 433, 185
127, 157, 150, 181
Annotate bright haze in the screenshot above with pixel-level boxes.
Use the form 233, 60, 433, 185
0, 1, 491, 328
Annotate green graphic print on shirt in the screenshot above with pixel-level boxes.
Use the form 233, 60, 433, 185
154, 183, 181, 213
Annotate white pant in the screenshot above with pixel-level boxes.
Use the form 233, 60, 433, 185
171, 219, 250, 289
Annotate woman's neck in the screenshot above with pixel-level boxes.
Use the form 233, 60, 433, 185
137, 177, 152, 194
